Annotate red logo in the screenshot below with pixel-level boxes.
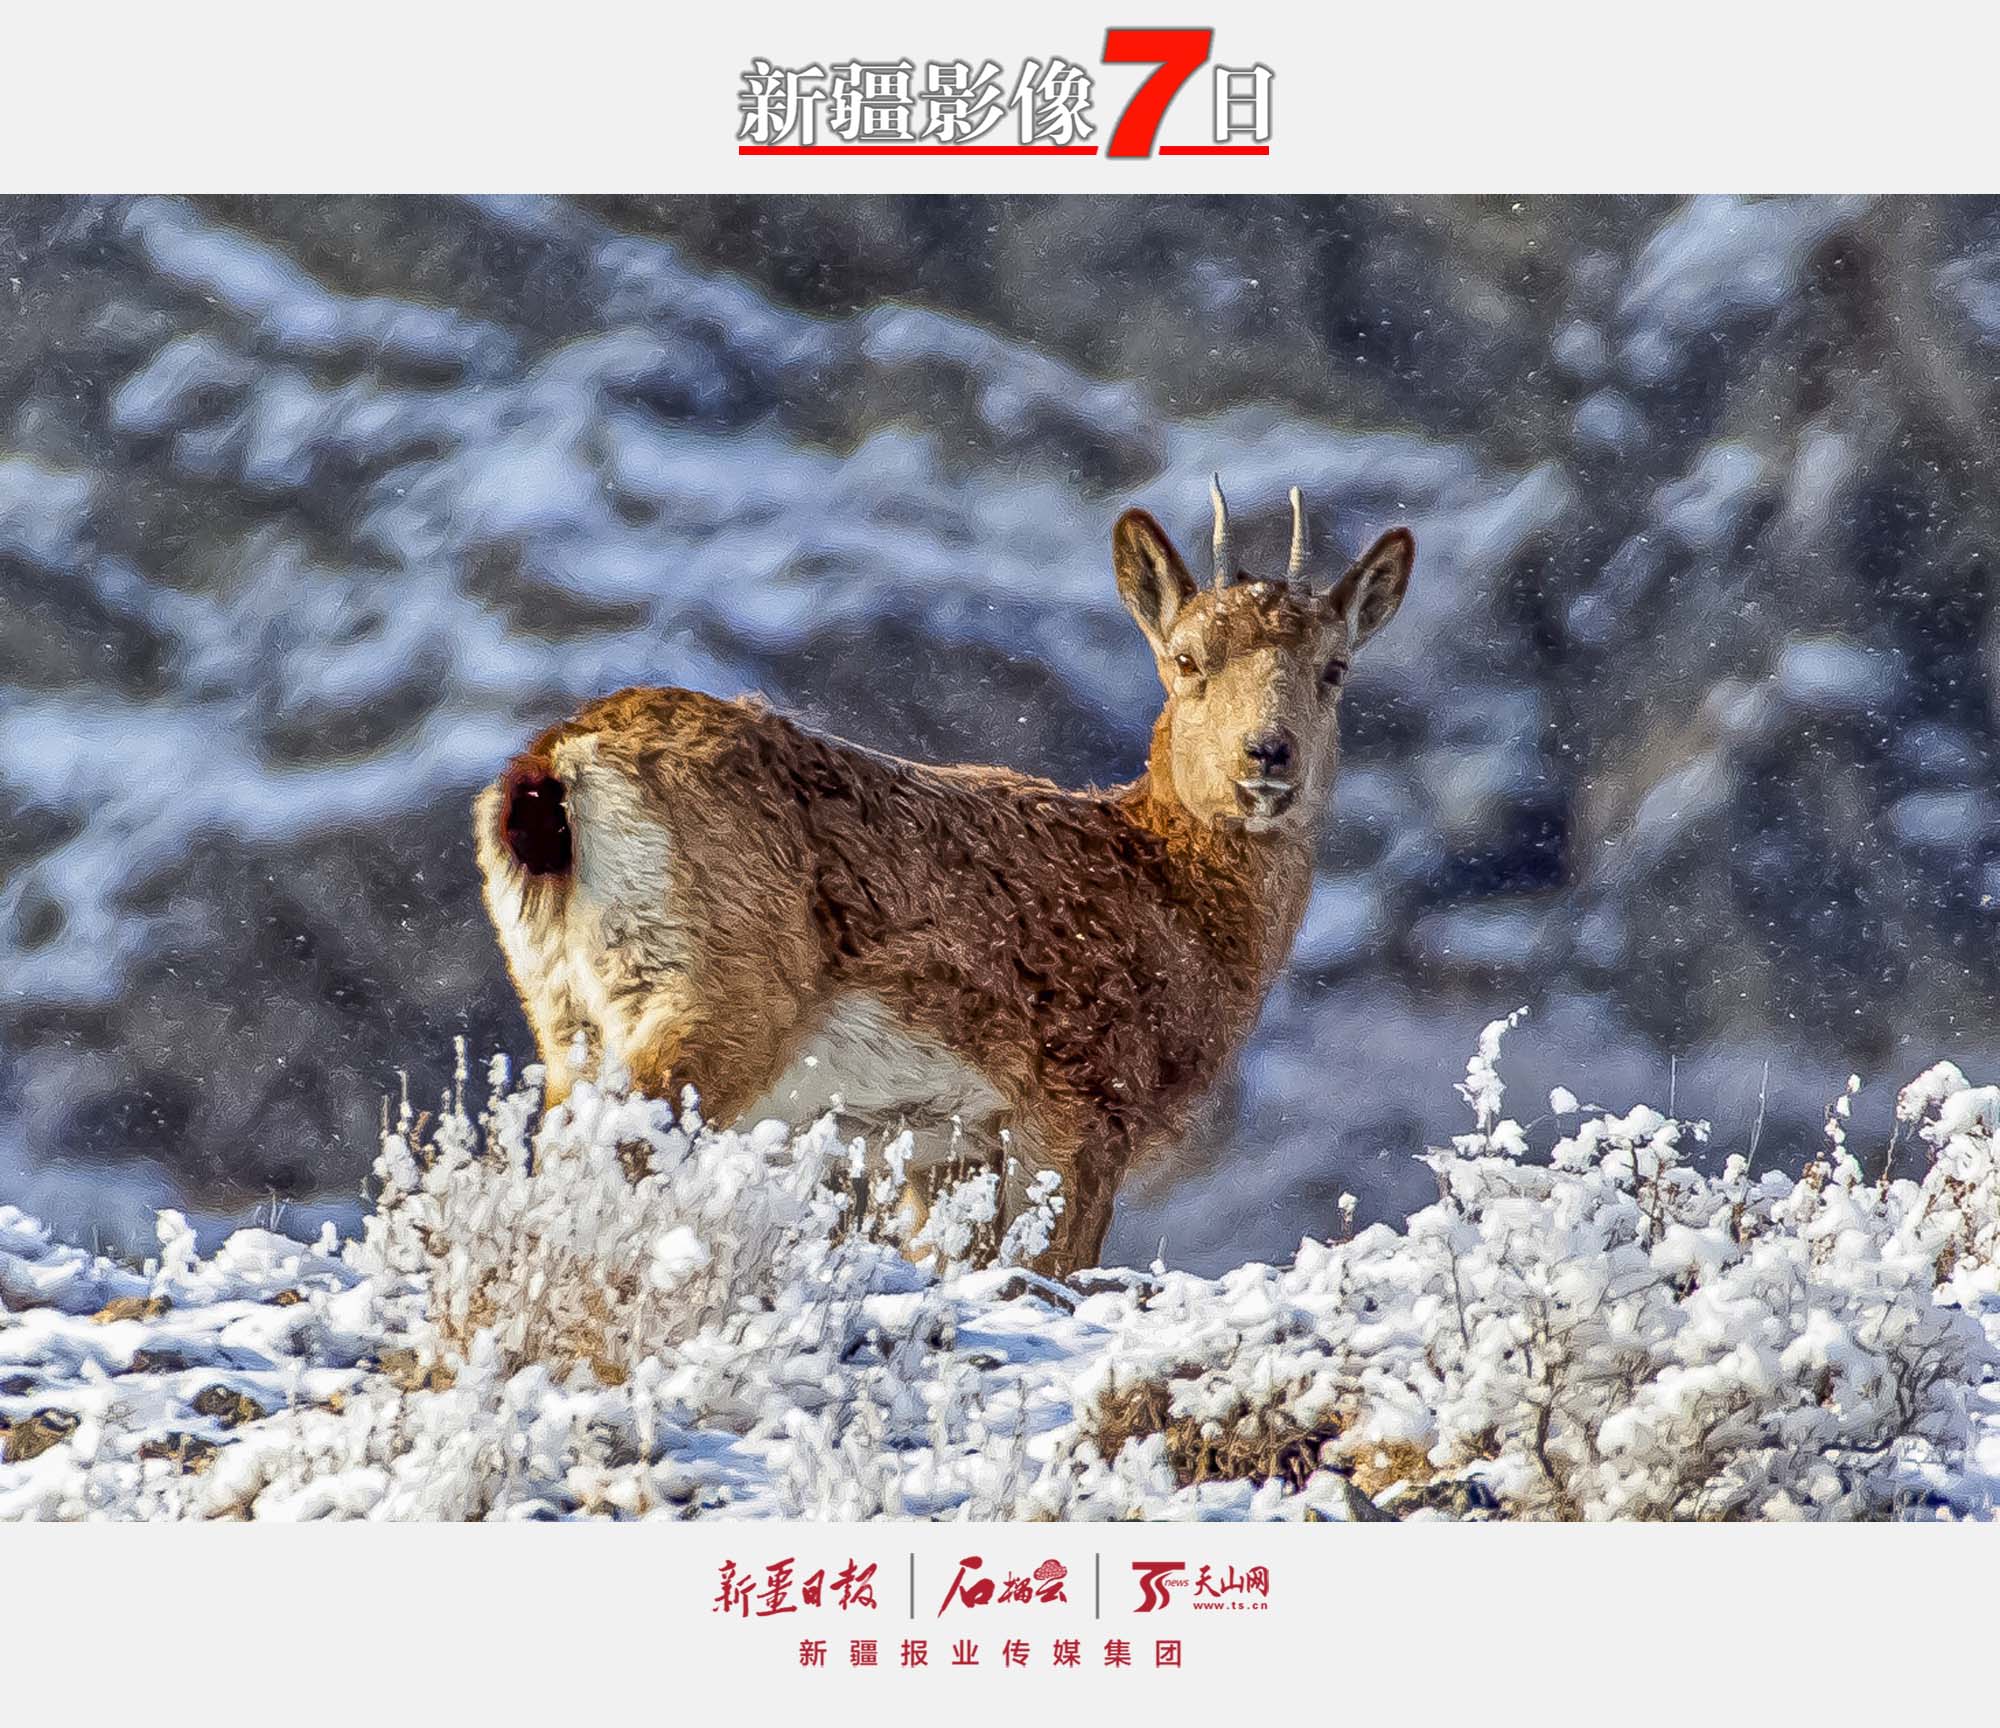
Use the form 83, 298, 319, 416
1132, 1561, 1187, 1612
1133, 1560, 1272, 1611
714, 1558, 878, 1616
937, 1555, 1071, 1615
1192, 1563, 1271, 1607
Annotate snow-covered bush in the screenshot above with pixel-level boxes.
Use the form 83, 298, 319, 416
249, 1046, 1071, 1517
1061, 1014, 2000, 1521
2, 1019, 1997, 1521
1899, 1062, 2000, 1298
355, 1041, 1080, 1387
358, 1046, 867, 1387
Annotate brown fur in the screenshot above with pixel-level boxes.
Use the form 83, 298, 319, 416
473, 498, 1413, 1275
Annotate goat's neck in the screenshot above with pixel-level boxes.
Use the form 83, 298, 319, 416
1116, 718, 1319, 983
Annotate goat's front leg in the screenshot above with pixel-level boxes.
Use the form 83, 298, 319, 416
1030, 1179, 1116, 1281
1008, 1120, 1116, 1280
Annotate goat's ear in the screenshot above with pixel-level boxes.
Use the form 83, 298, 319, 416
1325, 528, 1414, 652
1113, 508, 1197, 660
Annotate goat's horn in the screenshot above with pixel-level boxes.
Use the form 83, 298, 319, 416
1287, 485, 1308, 580
1210, 473, 1231, 588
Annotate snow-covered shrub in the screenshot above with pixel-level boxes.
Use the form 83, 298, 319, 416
359, 1046, 850, 1386
254, 1047, 1080, 1518
3, 1020, 1997, 1521
1900, 1062, 2000, 1298
356, 1043, 1074, 1386
1082, 1367, 1345, 1496
1062, 1014, 1999, 1521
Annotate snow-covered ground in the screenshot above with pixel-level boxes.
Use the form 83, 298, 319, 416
4, 1019, 1998, 1522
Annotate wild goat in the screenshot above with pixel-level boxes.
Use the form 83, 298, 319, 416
474, 481, 1413, 1275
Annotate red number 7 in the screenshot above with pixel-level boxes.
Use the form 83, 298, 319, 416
1102, 28, 1212, 158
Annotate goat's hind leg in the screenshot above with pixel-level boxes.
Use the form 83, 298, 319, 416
618, 1003, 783, 1129
521, 984, 597, 1109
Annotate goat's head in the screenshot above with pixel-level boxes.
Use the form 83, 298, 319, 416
1114, 478, 1413, 835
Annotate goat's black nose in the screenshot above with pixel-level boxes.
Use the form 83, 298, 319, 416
1243, 731, 1295, 774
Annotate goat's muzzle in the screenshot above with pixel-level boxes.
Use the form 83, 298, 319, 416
1233, 779, 1297, 821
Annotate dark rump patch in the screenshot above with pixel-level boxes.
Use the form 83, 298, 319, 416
501, 764, 572, 876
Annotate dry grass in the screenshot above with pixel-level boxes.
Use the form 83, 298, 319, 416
1343, 1440, 1438, 1499
1083, 1378, 1485, 1513
189, 1385, 267, 1428
2, 1411, 79, 1463
90, 1295, 169, 1324
374, 1348, 458, 1393
423, 1266, 635, 1388
1085, 1372, 1347, 1493
136, 1432, 219, 1474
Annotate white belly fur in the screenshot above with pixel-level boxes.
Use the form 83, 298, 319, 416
744, 993, 1006, 1170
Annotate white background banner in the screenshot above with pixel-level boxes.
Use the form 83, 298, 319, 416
5, 2, 1999, 192
4, 1519, 1992, 1717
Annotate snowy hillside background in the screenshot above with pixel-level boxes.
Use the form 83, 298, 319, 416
6, 194, 2000, 1275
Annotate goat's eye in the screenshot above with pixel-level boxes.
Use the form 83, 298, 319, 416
1321, 658, 1349, 688
1173, 653, 1201, 680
